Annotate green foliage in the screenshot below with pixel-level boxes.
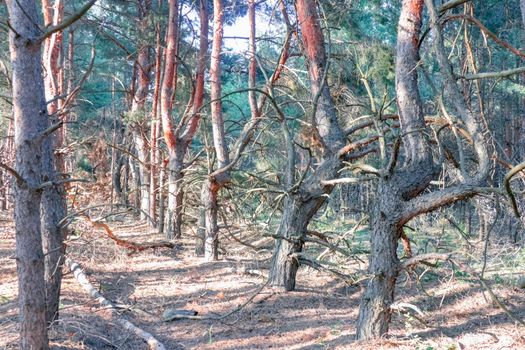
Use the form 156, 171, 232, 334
123, 106, 148, 125
77, 156, 93, 174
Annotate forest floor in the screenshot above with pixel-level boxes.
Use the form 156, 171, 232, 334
2, 208, 525, 350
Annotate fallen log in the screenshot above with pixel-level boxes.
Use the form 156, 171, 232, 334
66, 257, 166, 350
81, 214, 174, 251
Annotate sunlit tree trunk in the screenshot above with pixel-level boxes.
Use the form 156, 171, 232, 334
160, 0, 209, 240
202, 0, 230, 261
191, 0, 210, 254
160, 0, 182, 239
41, 0, 68, 326
356, 0, 490, 338
356, 0, 429, 339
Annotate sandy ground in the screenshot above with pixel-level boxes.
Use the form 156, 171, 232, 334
1, 211, 525, 350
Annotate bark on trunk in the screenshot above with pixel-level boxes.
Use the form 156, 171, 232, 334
149, 25, 162, 227
113, 121, 127, 204
166, 149, 184, 239
132, 129, 150, 221
41, 0, 67, 326
356, 0, 426, 339
41, 181, 66, 325
130, 4, 152, 222
269, 0, 345, 289
201, 0, 229, 260
269, 156, 341, 289
159, 0, 182, 238
202, 178, 220, 261
269, 197, 310, 290
356, 182, 401, 339
7, 0, 51, 347
195, 206, 206, 255
158, 160, 166, 235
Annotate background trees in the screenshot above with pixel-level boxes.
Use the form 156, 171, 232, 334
2, 0, 525, 348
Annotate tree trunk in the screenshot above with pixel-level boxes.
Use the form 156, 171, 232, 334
195, 206, 206, 255
200, 0, 229, 260
128, 0, 152, 223
268, 197, 308, 290
166, 148, 184, 239
202, 178, 220, 261
159, 0, 182, 237
41, 178, 66, 325
132, 129, 150, 221
130, 153, 141, 216
7, 0, 52, 347
269, 156, 340, 289
158, 160, 166, 235
356, 182, 401, 339
113, 121, 126, 204
149, 25, 162, 228
268, 0, 345, 289
41, 0, 68, 326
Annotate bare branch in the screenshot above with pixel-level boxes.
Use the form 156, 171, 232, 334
67, 258, 167, 349
462, 66, 525, 80
0, 162, 25, 185
402, 253, 452, 269
504, 161, 525, 217
321, 177, 374, 186
35, 0, 97, 45
439, 0, 470, 13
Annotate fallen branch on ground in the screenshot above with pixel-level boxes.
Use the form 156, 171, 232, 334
81, 214, 174, 251
163, 280, 269, 322
290, 252, 361, 285
66, 258, 166, 350
390, 302, 428, 326
401, 253, 525, 326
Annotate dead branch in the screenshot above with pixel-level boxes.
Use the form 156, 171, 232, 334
81, 214, 174, 251
402, 253, 452, 269
439, 0, 470, 13
66, 258, 166, 350
292, 253, 358, 284
504, 161, 525, 217
35, 0, 98, 45
462, 66, 525, 80
400, 252, 525, 327
443, 14, 525, 59
390, 302, 428, 326
164, 280, 270, 322
0, 161, 25, 185
320, 177, 374, 186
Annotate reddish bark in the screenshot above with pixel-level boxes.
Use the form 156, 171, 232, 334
81, 214, 175, 252
159, 0, 209, 239
295, 0, 343, 153
269, 0, 345, 289
181, 0, 209, 142
160, 0, 179, 153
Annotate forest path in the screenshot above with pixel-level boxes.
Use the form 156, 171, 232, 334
1, 212, 525, 349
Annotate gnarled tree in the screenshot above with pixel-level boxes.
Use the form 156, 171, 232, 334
269, 0, 346, 289
160, 0, 209, 239
355, 0, 490, 339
